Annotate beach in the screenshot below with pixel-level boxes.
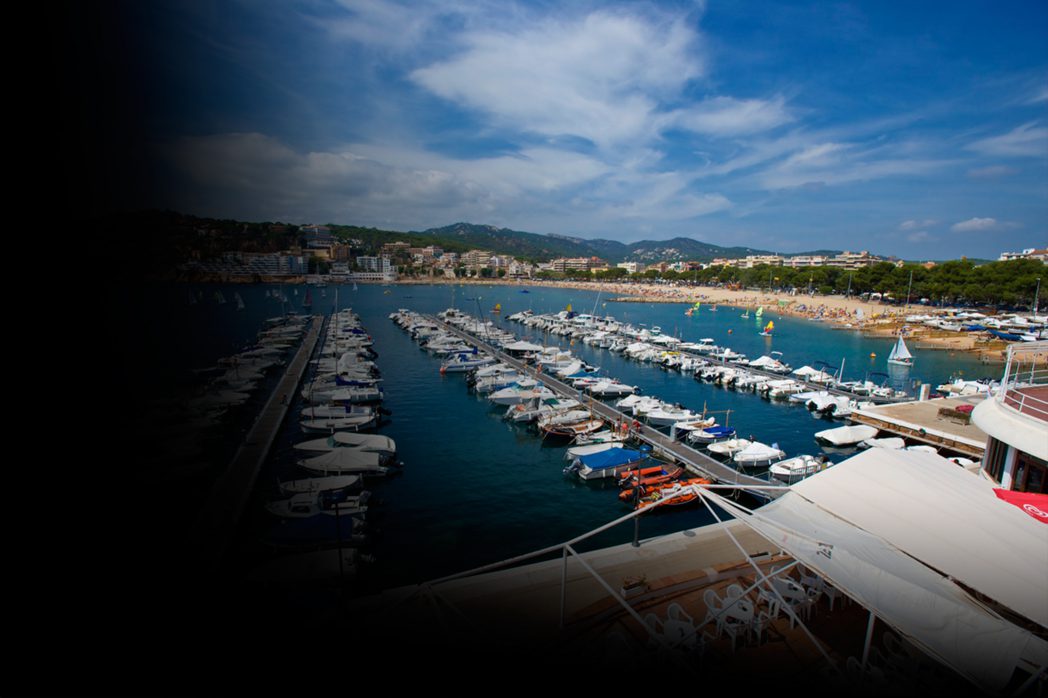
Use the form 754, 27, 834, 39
397, 277, 1011, 361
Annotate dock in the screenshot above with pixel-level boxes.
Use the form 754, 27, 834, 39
851, 395, 988, 458
193, 315, 324, 569
429, 316, 783, 501
511, 315, 912, 405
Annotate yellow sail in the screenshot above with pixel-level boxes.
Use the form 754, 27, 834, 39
566, 303, 572, 312
765, 321, 774, 332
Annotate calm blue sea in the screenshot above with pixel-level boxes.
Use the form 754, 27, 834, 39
141, 282, 995, 592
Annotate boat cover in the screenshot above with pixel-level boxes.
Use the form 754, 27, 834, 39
577, 448, 645, 471
300, 449, 381, 469
503, 340, 543, 352
732, 441, 784, 462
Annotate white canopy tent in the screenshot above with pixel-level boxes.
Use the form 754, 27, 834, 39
707, 449, 1047, 693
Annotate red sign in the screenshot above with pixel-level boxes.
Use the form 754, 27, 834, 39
994, 489, 1048, 524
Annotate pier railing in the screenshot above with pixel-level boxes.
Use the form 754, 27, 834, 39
997, 341, 1048, 423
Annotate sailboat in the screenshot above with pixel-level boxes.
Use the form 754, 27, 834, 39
685, 301, 700, 317
491, 303, 501, 314
887, 336, 914, 367
760, 320, 774, 336
755, 306, 764, 318
740, 309, 750, 319
234, 292, 245, 311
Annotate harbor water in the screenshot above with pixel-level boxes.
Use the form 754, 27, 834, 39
128, 282, 994, 592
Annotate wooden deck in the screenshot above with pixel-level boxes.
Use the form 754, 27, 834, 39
431, 316, 784, 501
851, 395, 988, 457
193, 315, 324, 570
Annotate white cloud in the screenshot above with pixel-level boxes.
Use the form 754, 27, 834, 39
756, 140, 949, 189
899, 219, 937, 230
906, 231, 934, 243
410, 11, 703, 147
967, 122, 1048, 158
162, 132, 730, 231
676, 96, 792, 136
950, 217, 1020, 232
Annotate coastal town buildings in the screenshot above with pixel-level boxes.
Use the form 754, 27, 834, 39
551, 256, 608, 273
999, 247, 1048, 263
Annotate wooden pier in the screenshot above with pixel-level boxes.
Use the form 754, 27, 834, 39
430, 316, 783, 501
193, 314, 324, 569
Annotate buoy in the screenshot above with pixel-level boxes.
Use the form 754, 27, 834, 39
869, 352, 876, 358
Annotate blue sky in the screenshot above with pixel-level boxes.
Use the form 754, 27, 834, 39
135, 0, 1047, 258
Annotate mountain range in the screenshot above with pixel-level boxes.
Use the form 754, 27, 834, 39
412, 222, 840, 264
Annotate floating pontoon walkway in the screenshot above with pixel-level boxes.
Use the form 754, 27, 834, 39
430, 316, 782, 502
194, 315, 324, 569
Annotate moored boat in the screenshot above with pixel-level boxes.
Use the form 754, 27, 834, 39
769, 454, 827, 482
565, 446, 650, 480
815, 424, 878, 446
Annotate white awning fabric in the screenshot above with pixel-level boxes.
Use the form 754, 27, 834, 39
724, 449, 1048, 692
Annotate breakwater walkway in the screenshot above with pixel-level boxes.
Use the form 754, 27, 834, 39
430, 316, 783, 502
193, 314, 324, 570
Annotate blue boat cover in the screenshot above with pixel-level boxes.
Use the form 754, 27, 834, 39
578, 448, 645, 470
703, 426, 736, 437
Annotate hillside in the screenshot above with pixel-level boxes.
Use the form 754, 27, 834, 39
415, 223, 835, 263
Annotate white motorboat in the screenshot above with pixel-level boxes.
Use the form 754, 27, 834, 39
299, 413, 375, 433
815, 424, 878, 446
646, 407, 700, 427
300, 404, 375, 420
265, 490, 371, 518
571, 429, 626, 445
440, 353, 496, 373
278, 474, 361, 495
503, 397, 581, 422
292, 432, 396, 456
564, 442, 622, 460
707, 438, 752, 457
769, 455, 826, 482
298, 449, 390, 476
587, 379, 637, 397
733, 441, 785, 467
488, 386, 556, 406
687, 425, 736, 444
860, 437, 905, 450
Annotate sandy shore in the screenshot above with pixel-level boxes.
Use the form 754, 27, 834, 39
398, 277, 1010, 361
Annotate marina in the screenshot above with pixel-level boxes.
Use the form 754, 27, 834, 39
123, 281, 1010, 594
426, 312, 784, 499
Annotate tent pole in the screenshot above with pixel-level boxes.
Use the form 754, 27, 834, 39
696, 489, 839, 673
860, 609, 876, 682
